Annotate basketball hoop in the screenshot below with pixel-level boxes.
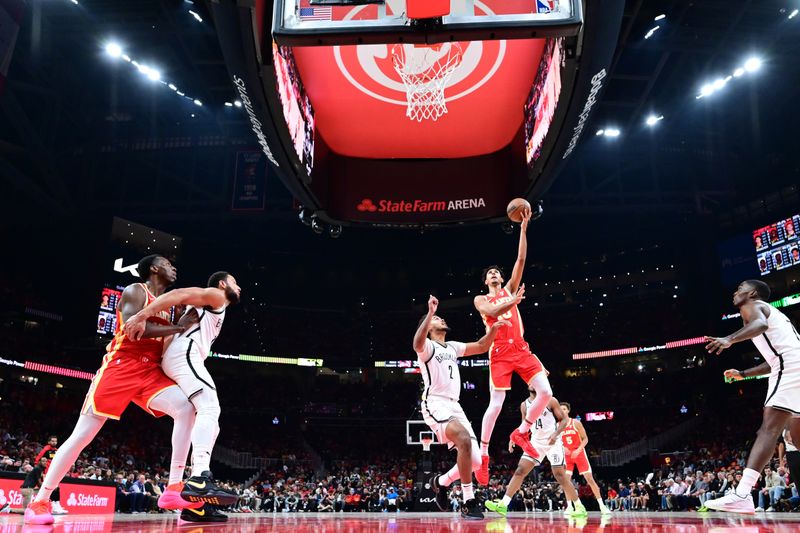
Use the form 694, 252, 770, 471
421, 436, 434, 452
391, 43, 464, 122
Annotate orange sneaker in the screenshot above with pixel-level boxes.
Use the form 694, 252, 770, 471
510, 429, 540, 459
476, 455, 490, 485
24, 500, 54, 525
159, 482, 203, 510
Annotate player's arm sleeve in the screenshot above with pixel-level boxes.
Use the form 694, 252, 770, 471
415, 339, 434, 362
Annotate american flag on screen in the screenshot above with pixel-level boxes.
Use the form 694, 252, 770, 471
299, 1, 333, 21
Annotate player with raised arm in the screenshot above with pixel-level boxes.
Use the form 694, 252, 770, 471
560, 402, 612, 514
485, 390, 587, 517
125, 272, 242, 523
703, 279, 800, 514
474, 208, 552, 484
25, 255, 204, 525
413, 295, 509, 520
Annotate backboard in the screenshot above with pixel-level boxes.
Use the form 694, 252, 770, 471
274, 0, 582, 46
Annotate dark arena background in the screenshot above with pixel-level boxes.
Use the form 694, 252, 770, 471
1, 1, 800, 531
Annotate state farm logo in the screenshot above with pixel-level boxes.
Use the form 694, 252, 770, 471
357, 198, 486, 214
67, 492, 109, 507
333, 0, 506, 110
356, 199, 377, 212
0, 489, 21, 507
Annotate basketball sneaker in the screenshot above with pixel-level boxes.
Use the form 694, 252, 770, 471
180, 471, 239, 506
180, 503, 228, 523
429, 475, 448, 511
509, 429, 539, 459
51, 501, 68, 515
570, 501, 588, 517
159, 482, 204, 510
703, 493, 755, 515
484, 499, 508, 517
476, 455, 490, 485
24, 500, 54, 525
461, 498, 484, 520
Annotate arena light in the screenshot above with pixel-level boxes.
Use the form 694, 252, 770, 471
234, 100, 242, 108
104, 42, 123, 59
654, 14, 666, 21
790, 9, 799, 19
224, 101, 233, 107
732, 67, 745, 78
645, 114, 664, 127
603, 128, 621, 138
193, 99, 203, 106
743, 56, 762, 72
644, 26, 660, 39
188, 9, 203, 22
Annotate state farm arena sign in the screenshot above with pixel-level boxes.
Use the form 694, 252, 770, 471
356, 197, 486, 214
0, 475, 115, 514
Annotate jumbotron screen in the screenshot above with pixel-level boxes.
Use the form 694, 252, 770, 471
97, 286, 123, 336
524, 37, 564, 166
753, 214, 800, 275
273, 42, 315, 175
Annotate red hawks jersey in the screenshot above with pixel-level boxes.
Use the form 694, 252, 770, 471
104, 283, 172, 363
561, 419, 581, 451
480, 287, 525, 343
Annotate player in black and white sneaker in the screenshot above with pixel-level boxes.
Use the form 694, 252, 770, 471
413, 295, 508, 520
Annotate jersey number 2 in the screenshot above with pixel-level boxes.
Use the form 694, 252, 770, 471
448, 365, 454, 380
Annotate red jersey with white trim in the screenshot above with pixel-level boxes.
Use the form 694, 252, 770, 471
561, 418, 581, 451
104, 283, 172, 363
480, 287, 525, 343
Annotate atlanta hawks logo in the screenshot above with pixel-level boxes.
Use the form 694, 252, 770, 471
333, 0, 507, 107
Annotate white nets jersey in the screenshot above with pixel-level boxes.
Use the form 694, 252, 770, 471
751, 305, 800, 375
416, 338, 466, 401
526, 398, 557, 442
170, 304, 227, 358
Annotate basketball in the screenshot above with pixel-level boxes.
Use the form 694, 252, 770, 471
506, 198, 531, 223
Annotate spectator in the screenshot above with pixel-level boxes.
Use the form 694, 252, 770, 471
757, 466, 786, 511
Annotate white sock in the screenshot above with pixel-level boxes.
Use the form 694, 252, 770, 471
501, 495, 512, 506
481, 390, 505, 453
187, 390, 221, 477
462, 483, 474, 501
36, 414, 106, 502
597, 498, 606, 507
735, 468, 760, 497
573, 499, 585, 509
566, 499, 574, 510
149, 387, 196, 485
438, 465, 460, 487
517, 417, 533, 433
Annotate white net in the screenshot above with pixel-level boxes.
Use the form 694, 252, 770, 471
391, 43, 464, 122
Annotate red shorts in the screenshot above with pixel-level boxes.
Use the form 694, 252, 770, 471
565, 448, 592, 475
489, 340, 545, 390
81, 352, 177, 420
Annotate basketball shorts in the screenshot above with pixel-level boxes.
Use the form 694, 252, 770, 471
765, 363, 800, 416
565, 448, 592, 475
81, 352, 177, 420
162, 338, 217, 399
489, 340, 545, 390
521, 439, 566, 468
421, 396, 477, 450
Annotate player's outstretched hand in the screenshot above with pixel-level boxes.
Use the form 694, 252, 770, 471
513, 283, 526, 303
547, 434, 558, 446
125, 312, 148, 341
428, 295, 438, 315
177, 308, 200, 330
520, 208, 532, 232
723, 369, 744, 381
705, 336, 732, 355
491, 320, 511, 331
508, 440, 516, 453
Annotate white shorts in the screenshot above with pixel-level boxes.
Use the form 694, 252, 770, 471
765, 367, 800, 416
521, 440, 566, 468
421, 396, 477, 449
162, 338, 216, 399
